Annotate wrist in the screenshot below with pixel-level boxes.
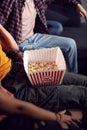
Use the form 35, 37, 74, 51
55, 113, 61, 122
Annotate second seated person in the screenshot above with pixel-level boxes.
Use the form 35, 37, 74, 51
1, 0, 85, 73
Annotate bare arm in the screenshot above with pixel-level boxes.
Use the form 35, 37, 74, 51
68, 0, 87, 21
0, 24, 19, 51
77, 3, 87, 21
0, 86, 56, 121
0, 84, 81, 129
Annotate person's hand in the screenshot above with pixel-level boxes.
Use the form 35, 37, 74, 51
56, 110, 80, 129
77, 4, 87, 21
70, 110, 83, 121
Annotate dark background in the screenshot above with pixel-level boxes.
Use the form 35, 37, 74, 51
46, 0, 87, 76
61, 0, 87, 76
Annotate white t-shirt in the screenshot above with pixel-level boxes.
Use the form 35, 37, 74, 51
21, 0, 37, 42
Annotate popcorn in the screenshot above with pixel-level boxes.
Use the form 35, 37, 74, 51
23, 47, 66, 87
28, 61, 58, 73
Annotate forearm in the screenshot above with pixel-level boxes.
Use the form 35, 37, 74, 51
0, 89, 56, 122
2, 99, 57, 121
16, 100, 56, 121
0, 24, 19, 51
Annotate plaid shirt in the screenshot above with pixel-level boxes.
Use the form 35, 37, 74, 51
0, 0, 78, 44
0, 0, 22, 44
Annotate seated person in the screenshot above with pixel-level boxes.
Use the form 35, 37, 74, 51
46, 0, 87, 27
0, 24, 87, 130
1, 0, 84, 73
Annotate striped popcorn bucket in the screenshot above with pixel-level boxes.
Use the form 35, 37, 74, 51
23, 47, 66, 87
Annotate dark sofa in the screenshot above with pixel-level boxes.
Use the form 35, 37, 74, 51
46, 0, 87, 76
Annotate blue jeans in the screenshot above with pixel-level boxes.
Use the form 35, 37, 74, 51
47, 20, 63, 35
19, 33, 78, 73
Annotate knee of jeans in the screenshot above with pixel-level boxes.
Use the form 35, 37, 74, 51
69, 38, 77, 50
57, 23, 63, 34
47, 20, 63, 35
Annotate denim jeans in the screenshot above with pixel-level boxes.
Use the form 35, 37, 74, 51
47, 20, 63, 35
19, 33, 78, 73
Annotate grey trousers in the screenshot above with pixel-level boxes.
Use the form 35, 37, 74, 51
2, 62, 87, 111
1, 62, 87, 130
